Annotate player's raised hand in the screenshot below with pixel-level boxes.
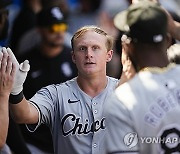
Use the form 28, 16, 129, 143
0, 47, 16, 96
6, 47, 30, 95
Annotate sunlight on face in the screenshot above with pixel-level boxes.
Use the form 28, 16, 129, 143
72, 31, 113, 76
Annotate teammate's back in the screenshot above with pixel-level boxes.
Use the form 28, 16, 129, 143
104, 1, 180, 154
111, 64, 180, 153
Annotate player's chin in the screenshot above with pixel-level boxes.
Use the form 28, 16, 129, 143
83, 68, 97, 75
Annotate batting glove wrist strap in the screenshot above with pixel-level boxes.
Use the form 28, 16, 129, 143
9, 91, 24, 104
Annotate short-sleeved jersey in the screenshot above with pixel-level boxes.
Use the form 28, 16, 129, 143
105, 64, 180, 154
28, 76, 118, 154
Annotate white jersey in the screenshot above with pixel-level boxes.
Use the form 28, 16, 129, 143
104, 64, 180, 154
27, 76, 118, 154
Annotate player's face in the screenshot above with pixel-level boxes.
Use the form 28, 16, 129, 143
39, 28, 66, 47
72, 31, 113, 76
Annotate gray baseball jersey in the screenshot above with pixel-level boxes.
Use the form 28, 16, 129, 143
104, 64, 180, 154
27, 76, 118, 154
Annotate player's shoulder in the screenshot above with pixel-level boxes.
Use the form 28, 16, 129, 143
114, 73, 148, 108
105, 77, 132, 109
53, 77, 77, 89
39, 78, 77, 92
35, 78, 77, 100
172, 64, 180, 71
115, 74, 140, 93
107, 76, 119, 82
107, 76, 119, 86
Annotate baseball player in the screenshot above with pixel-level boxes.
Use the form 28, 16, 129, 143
104, 1, 180, 154
7, 26, 118, 154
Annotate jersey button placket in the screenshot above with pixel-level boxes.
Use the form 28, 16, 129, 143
93, 143, 97, 148
93, 102, 97, 106
92, 100, 100, 154
92, 101, 98, 116
94, 109, 98, 114
92, 142, 98, 154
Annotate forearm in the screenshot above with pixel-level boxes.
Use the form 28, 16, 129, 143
10, 97, 39, 124
0, 95, 9, 149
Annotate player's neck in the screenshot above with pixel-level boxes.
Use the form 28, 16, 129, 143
137, 52, 169, 71
77, 75, 108, 98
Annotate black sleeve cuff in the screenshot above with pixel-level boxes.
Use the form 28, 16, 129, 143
9, 91, 24, 104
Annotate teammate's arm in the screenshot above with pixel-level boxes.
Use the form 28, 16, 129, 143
0, 94, 9, 149
0, 48, 15, 149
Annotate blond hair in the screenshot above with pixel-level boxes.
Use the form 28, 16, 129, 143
71, 25, 114, 51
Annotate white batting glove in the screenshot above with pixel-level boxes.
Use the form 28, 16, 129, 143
6, 47, 30, 95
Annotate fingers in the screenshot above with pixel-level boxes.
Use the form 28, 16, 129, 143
6, 47, 15, 61
0, 48, 16, 95
11, 62, 16, 77
6, 47, 19, 66
19, 60, 30, 72
0, 47, 16, 75
0, 48, 8, 73
6, 54, 13, 75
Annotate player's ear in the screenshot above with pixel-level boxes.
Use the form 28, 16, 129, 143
71, 51, 76, 63
122, 40, 134, 58
106, 50, 113, 62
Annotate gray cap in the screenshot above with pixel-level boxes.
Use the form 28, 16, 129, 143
114, 1, 168, 43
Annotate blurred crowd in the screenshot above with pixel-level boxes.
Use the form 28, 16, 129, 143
2, 0, 180, 78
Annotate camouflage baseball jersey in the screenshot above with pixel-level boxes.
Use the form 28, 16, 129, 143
104, 64, 180, 154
